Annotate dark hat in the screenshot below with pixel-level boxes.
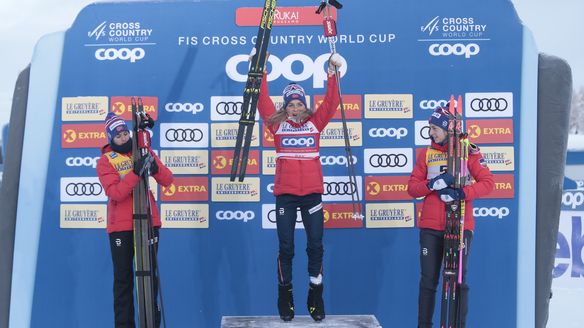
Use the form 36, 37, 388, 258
428, 106, 453, 131
104, 112, 129, 141
282, 83, 307, 109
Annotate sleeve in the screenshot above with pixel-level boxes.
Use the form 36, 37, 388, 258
407, 148, 432, 198
96, 155, 140, 202
462, 152, 495, 200
151, 151, 174, 187
311, 73, 340, 131
257, 71, 277, 132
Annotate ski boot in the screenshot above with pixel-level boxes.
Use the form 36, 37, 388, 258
307, 283, 325, 321
278, 283, 295, 321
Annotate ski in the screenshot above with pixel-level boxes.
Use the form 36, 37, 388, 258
131, 97, 159, 328
230, 0, 277, 182
316, 0, 363, 219
440, 95, 467, 328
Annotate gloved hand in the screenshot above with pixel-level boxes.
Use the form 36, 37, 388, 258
427, 173, 455, 191
439, 188, 465, 203
328, 53, 343, 75
133, 155, 154, 176
150, 157, 159, 175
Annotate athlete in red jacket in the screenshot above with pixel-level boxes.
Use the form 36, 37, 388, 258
408, 106, 494, 328
257, 53, 342, 322
96, 112, 173, 328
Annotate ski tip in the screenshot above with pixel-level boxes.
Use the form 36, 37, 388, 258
456, 95, 463, 116
448, 95, 455, 114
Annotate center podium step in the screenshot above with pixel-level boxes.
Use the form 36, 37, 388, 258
221, 315, 381, 327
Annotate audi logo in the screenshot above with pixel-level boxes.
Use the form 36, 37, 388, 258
216, 210, 255, 222
65, 156, 100, 168
470, 98, 508, 111
95, 47, 145, 63
267, 209, 302, 223
428, 43, 480, 58
324, 181, 357, 196
419, 126, 431, 140
215, 101, 243, 115
281, 137, 315, 147
419, 99, 448, 110
369, 154, 408, 168
165, 102, 204, 114
369, 127, 408, 139
320, 155, 358, 166
165, 128, 204, 142
65, 182, 103, 196
562, 191, 584, 209
473, 207, 509, 219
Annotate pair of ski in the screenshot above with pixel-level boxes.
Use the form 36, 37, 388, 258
440, 95, 469, 328
230, 0, 362, 217
131, 97, 165, 328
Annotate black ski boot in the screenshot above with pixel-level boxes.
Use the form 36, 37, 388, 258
278, 283, 294, 321
307, 283, 325, 321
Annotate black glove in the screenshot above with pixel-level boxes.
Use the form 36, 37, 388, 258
133, 155, 155, 176
427, 173, 455, 191
150, 158, 159, 175
438, 188, 465, 203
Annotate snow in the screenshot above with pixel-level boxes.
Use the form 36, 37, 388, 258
567, 134, 584, 151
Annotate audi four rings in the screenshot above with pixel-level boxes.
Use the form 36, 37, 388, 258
323, 181, 357, 196
165, 128, 204, 142
215, 101, 243, 115
369, 154, 409, 168
470, 98, 508, 111
66, 182, 103, 196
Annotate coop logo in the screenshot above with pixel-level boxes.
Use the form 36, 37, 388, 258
160, 123, 209, 148
364, 148, 413, 174
165, 102, 204, 115
429, 43, 480, 58
473, 207, 509, 219
419, 99, 453, 110
369, 127, 408, 139
65, 156, 100, 168
216, 210, 255, 222
95, 47, 145, 63
281, 136, 316, 148
226, 53, 347, 88
60, 177, 107, 202
465, 93, 513, 118
320, 155, 357, 167
562, 191, 584, 210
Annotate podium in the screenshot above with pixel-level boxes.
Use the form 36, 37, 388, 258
221, 315, 382, 327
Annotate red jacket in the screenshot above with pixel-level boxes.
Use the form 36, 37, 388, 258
258, 72, 339, 196
407, 141, 494, 231
96, 145, 174, 233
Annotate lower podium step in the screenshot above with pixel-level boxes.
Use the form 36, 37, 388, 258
221, 315, 381, 327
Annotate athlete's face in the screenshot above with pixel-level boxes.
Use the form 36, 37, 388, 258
112, 130, 130, 146
285, 100, 307, 119
429, 123, 448, 144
